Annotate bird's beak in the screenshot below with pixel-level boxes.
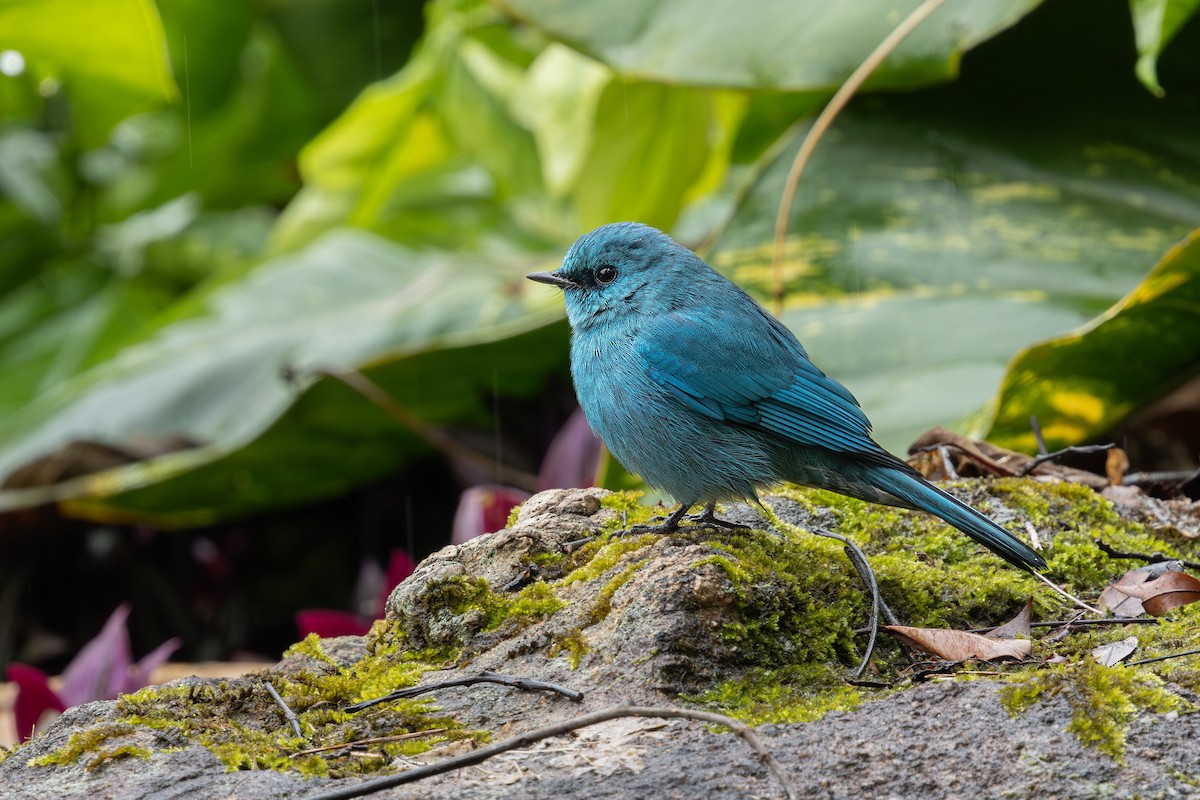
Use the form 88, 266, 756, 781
527, 271, 576, 290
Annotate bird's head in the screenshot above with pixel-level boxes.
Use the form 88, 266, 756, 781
528, 222, 707, 330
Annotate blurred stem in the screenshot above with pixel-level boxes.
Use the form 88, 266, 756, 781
771, 0, 950, 316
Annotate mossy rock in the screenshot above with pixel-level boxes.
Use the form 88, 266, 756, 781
4, 482, 1198, 795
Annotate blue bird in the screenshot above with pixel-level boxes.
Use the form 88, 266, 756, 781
528, 222, 1046, 571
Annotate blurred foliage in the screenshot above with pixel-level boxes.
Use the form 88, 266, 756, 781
0, 0, 1197, 526
987, 228, 1200, 451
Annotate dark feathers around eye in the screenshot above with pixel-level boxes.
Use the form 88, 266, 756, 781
596, 264, 618, 284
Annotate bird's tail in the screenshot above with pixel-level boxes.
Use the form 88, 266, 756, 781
868, 468, 1046, 571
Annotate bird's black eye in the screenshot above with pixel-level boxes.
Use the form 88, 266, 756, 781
595, 264, 618, 284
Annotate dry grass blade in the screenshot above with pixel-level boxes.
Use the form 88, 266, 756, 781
771, 0, 951, 313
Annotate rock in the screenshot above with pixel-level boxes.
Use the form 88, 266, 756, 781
4, 484, 1198, 800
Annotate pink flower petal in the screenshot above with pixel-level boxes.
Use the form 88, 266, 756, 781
536, 407, 603, 490
295, 610, 372, 638
6, 663, 66, 742
451, 486, 530, 545
125, 637, 182, 696
59, 603, 133, 706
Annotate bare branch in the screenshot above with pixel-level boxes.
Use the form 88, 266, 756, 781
1016, 444, 1115, 477
346, 671, 583, 713
265, 681, 304, 740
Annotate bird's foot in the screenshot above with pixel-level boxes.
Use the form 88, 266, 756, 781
611, 503, 749, 538
688, 504, 751, 531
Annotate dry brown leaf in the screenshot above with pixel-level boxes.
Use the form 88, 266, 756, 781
1105, 448, 1130, 486
988, 599, 1032, 639
1098, 565, 1200, 618
883, 626, 1031, 661
1140, 572, 1200, 616
1091, 636, 1138, 667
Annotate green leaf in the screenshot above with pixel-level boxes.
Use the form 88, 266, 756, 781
573, 80, 713, 231
0, 0, 179, 145
0, 229, 567, 525
985, 228, 1200, 452
1129, 0, 1200, 96
493, 0, 1043, 91
710, 95, 1200, 452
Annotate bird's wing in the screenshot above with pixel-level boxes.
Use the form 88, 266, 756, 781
636, 305, 884, 458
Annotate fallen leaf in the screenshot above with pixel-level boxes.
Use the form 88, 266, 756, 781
1141, 572, 1200, 616
883, 626, 1031, 661
1091, 636, 1138, 667
988, 599, 1032, 639
1105, 448, 1130, 486
1099, 564, 1200, 618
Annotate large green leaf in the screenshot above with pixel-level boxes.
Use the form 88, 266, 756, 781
275, 0, 741, 249
986, 228, 1200, 452
492, 0, 1042, 91
0, 229, 566, 525
710, 94, 1200, 453
0, 0, 178, 145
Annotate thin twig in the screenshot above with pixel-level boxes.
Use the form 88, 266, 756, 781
298, 367, 539, 491
1029, 570, 1102, 616
1094, 539, 1200, 570
300, 704, 798, 800
966, 617, 1161, 634
265, 681, 304, 740
290, 729, 449, 758
1126, 648, 1200, 667
346, 671, 583, 713
1030, 416, 1048, 456
1123, 467, 1200, 488
771, 0, 950, 313
760, 503, 895, 678
1016, 443, 1116, 477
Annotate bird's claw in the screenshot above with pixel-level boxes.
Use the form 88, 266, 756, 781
610, 504, 750, 537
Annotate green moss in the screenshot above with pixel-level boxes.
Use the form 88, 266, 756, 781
598, 491, 652, 529
589, 559, 649, 625
1171, 769, 1200, 788
1000, 659, 1182, 760
509, 581, 567, 617
701, 519, 863, 673
559, 534, 657, 586
549, 628, 592, 669
696, 666, 865, 725
31, 628, 471, 779
505, 503, 522, 529
29, 724, 147, 769
988, 479, 1198, 593
284, 632, 340, 665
